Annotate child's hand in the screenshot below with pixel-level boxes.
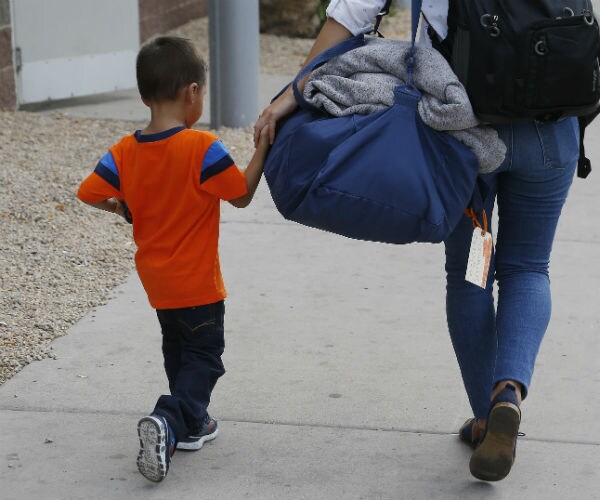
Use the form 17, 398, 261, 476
115, 199, 133, 224
256, 125, 271, 151
254, 87, 296, 146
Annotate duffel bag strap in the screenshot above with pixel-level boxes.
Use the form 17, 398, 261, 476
291, 35, 366, 112
290, 0, 424, 110
404, 0, 424, 89
270, 35, 366, 106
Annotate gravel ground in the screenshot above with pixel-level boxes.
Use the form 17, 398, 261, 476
0, 10, 410, 385
171, 11, 410, 76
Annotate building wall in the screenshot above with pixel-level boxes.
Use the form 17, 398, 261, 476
0, 1, 207, 109
0, 0, 16, 110
139, 0, 208, 42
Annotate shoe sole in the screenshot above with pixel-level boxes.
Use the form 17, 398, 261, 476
176, 427, 219, 451
469, 403, 520, 482
137, 416, 169, 482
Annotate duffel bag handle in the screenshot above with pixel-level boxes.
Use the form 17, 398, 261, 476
290, 34, 366, 112
405, 0, 424, 89
284, 0, 425, 110
269, 35, 366, 108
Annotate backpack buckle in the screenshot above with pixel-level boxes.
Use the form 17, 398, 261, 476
480, 14, 501, 37
583, 11, 595, 25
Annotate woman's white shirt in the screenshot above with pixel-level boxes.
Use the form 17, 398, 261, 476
326, 0, 449, 40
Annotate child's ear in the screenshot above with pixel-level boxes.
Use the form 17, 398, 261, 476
182, 83, 198, 103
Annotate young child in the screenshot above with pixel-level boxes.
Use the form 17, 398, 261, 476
77, 36, 270, 482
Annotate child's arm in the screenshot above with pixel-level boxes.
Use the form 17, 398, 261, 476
77, 145, 132, 222
82, 198, 118, 214
228, 126, 271, 208
81, 198, 130, 221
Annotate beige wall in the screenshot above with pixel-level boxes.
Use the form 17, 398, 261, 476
0, 0, 208, 109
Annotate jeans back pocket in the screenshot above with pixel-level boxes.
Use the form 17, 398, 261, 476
535, 118, 580, 170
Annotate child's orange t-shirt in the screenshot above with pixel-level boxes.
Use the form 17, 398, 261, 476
77, 127, 247, 309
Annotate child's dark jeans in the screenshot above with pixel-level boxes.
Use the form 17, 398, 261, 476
152, 300, 225, 441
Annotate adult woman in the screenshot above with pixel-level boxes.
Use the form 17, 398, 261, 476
254, 0, 580, 482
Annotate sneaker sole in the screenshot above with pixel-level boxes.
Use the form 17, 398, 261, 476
469, 403, 520, 482
176, 427, 219, 451
137, 416, 169, 482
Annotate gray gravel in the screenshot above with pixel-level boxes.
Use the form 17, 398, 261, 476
171, 13, 409, 76
0, 11, 409, 385
0, 112, 256, 385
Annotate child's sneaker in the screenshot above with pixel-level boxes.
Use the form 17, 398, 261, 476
176, 414, 219, 451
136, 415, 175, 482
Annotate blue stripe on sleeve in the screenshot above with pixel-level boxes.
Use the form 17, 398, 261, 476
93, 151, 120, 190
200, 154, 235, 184
99, 151, 118, 176
202, 140, 230, 170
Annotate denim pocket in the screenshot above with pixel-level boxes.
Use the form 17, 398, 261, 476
535, 118, 580, 170
176, 304, 217, 333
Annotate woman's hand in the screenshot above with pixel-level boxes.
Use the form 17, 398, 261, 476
253, 17, 353, 148
254, 85, 298, 147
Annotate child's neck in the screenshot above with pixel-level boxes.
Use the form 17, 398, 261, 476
143, 102, 187, 134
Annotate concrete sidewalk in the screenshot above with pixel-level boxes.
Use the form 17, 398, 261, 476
2, 85, 600, 498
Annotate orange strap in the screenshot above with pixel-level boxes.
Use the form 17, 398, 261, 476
465, 208, 488, 236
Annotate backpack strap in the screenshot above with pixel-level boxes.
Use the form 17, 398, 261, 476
372, 0, 394, 37
577, 109, 599, 179
427, 0, 457, 62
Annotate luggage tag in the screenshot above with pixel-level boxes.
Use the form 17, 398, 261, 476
465, 209, 493, 289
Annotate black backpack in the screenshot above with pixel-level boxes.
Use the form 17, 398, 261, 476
429, 0, 600, 177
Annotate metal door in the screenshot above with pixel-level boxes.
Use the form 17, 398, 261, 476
10, 0, 139, 105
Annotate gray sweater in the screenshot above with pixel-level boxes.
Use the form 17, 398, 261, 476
304, 37, 506, 173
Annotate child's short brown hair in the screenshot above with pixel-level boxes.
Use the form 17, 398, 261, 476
136, 36, 207, 102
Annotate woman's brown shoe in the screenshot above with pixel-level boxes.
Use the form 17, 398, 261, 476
458, 418, 483, 449
469, 384, 521, 481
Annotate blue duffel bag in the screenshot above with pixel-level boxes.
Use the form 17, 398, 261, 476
263, 0, 480, 244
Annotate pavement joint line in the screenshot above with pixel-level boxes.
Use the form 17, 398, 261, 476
220, 220, 291, 226
1, 406, 599, 447
220, 220, 600, 239
556, 238, 600, 245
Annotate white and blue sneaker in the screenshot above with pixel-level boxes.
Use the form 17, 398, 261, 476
176, 414, 219, 451
136, 415, 176, 482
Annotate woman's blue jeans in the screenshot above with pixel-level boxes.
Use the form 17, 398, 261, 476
444, 118, 580, 419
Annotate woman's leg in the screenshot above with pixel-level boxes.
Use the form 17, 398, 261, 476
493, 120, 578, 394
469, 119, 578, 481
444, 179, 499, 420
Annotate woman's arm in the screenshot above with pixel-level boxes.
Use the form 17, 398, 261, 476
253, 17, 353, 146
